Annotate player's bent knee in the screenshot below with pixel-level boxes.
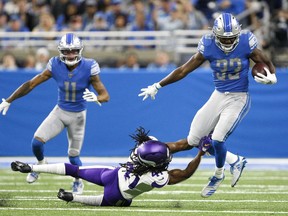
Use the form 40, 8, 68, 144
68, 149, 80, 157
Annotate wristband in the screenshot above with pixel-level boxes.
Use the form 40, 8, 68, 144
155, 83, 162, 90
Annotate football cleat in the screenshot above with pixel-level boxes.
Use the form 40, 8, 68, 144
57, 188, 74, 202
230, 156, 247, 187
26, 159, 47, 184
11, 161, 32, 173
72, 180, 84, 195
201, 175, 225, 198
26, 172, 39, 183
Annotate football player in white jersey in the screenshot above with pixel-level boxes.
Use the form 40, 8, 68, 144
139, 13, 277, 197
0, 33, 110, 194
11, 127, 212, 207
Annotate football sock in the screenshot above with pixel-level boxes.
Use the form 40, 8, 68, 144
214, 166, 225, 179
225, 151, 239, 165
69, 156, 82, 166
32, 163, 65, 175
212, 140, 227, 168
72, 194, 103, 206
31, 138, 44, 161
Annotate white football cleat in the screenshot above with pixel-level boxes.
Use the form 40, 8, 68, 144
72, 179, 84, 195
201, 175, 225, 198
230, 156, 247, 187
26, 159, 47, 184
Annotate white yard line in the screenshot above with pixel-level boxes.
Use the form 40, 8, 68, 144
0, 207, 287, 214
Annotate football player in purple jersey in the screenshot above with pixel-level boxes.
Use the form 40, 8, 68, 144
11, 127, 212, 207
0, 33, 110, 194
139, 13, 277, 197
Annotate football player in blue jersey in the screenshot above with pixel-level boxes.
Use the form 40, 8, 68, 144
0, 33, 110, 194
139, 13, 277, 197
11, 127, 212, 207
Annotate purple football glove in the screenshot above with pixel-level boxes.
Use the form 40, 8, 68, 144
198, 135, 212, 152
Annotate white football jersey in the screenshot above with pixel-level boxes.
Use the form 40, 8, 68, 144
118, 167, 169, 199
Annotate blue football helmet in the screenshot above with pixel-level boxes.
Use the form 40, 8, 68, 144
130, 140, 172, 169
212, 13, 241, 52
57, 33, 83, 66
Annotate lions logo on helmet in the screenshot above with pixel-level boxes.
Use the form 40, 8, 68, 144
58, 33, 83, 66
212, 13, 241, 52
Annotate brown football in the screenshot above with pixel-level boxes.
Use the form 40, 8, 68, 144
252, 63, 268, 78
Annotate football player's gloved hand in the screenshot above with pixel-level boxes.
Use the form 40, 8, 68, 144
138, 83, 162, 101
0, 98, 11, 115
82, 88, 101, 106
254, 68, 277, 85
198, 136, 212, 152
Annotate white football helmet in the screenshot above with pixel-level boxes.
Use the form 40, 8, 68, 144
212, 13, 241, 52
57, 33, 83, 66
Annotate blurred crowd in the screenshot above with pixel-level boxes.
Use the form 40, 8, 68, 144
0, 0, 287, 70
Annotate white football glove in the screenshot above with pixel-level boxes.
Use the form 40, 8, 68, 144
82, 88, 102, 106
0, 98, 11, 115
138, 83, 162, 101
254, 68, 277, 85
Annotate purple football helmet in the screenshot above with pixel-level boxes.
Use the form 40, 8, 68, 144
131, 140, 172, 169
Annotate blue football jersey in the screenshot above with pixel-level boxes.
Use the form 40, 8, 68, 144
47, 57, 100, 112
197, 30, 258, 92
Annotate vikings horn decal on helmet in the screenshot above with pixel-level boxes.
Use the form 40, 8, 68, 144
58, 33, 84, 66
212, 13, 241, 52
132, 140, 172, 169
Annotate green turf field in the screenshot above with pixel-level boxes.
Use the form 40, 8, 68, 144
0, 168, 288, 216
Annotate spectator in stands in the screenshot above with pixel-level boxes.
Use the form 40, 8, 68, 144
272, 3, 288, 47
33, 13, 57, 33
84, 12, 109, 31
61, 15, 84, 32
23, 54, 36, 69
153, 0, 172, 30
119, 51, 140, 71
155, 2, 185, 31
147, 51, 177, 72
0, 52, 18, 70
0, 12, 8, 32
35, 47, 50, 71
17, 0, 39, 31
185, 2, 209, 30
3, 0, 19, 16
55, 2, 79, 31
127, 0, 154, 29
192, 0, 216, 25
82, 0, 98, 29
215, 0, 247, 16
110, 13, 128, 31
105, 0, 129, 29
127, 11, 155, 50
5, 14, 29, 32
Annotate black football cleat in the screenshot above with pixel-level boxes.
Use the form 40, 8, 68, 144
11, 161, 32, 173
57, 189, 74, 202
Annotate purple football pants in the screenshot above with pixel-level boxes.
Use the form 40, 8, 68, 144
64, 163, 132, 206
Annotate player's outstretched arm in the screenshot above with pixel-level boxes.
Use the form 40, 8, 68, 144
138, 52, 205, 101
0, 69, 52, 115
167, 149, 205, 185
166, 138, 193, 154
89, 75, 110, 104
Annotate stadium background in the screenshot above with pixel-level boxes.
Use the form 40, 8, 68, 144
0, 0, 287, 159
0, 67, 287, 158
